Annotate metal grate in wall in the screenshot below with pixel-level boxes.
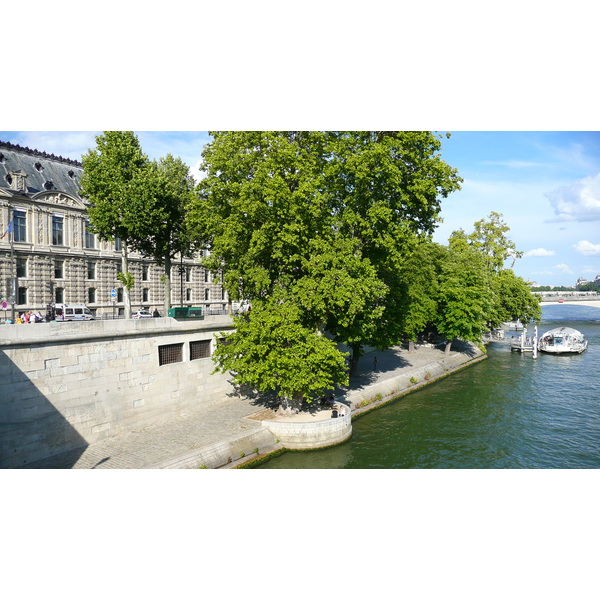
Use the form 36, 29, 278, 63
190, 340, 211, 361
158, 343, 183, 366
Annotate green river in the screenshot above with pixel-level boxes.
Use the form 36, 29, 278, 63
256, 304, 600, 468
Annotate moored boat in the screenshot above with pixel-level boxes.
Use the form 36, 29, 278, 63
538, 327, 588, 354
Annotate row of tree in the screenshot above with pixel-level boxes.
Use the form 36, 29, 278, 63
188, 132, 540, 410
80, 131, 541, 412
80, 132, 197, 318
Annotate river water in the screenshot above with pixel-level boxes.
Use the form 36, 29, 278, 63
256, 304, 600, 468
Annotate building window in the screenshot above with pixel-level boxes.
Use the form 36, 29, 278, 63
13, 209, 26, 242
185, 267, 191, 283
85, 220, 95, 249
116, 262, 122, 275
16, 257, 27, 278
54, 260, 64, 279
190, 340, 211, 361
114, 237, 122, 252
88, 288, 96, 304
186, 289, 192, 301
142, 265, 149, 281
52, 215, 64, 245
204, 289, 210, 301
117, 288, 123, 302
17, 287, 27, 305
143, 288, 149, 302
87, 261, 96, 280
55, 287, 64, 303
158, 343, 183, 366
204, 270, 210, 283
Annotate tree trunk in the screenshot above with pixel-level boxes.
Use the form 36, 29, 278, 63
164, 255, 172, 314
444, 340, 453, 354
277, 393, 302, 416
122, 243, 132, 319
349, 343, 362, 377
408, 340, 415, 353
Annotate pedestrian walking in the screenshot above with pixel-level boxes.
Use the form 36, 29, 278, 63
374, 356, 378, 371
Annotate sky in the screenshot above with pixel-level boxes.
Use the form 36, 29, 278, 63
2, 130, 599, 287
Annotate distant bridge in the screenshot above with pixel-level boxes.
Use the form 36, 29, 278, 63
537, 294, 600, 307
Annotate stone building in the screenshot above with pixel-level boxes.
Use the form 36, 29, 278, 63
576, 275, 600, 291
0, 140, 227, 320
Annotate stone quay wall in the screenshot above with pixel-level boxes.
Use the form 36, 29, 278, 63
0, 316, 235, 468
261, 412, 352, 450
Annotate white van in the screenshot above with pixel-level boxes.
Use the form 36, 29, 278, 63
55, 304, 95, 321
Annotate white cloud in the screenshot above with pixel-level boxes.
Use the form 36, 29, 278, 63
545, 171, 600, 222
573, 240, 600, 256
482, 160, 548, 169
524, 248, 555, 257
554, 263, 574, 274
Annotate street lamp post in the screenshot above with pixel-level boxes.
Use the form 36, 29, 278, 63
179, 256, 185, 308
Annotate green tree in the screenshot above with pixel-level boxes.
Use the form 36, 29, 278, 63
321, 132, 462, 369
212, 299, 349, 412
490, 269, 541, 326
443, 213, 540, 349
191, 131, 462, 385
133, 154, 197, 313
394, 239, 443, 351
451, 211, 523, 271
80, 132, 150, 318
435, 244, 494, 353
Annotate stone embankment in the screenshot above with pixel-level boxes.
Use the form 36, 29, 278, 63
19, 342, 486, 469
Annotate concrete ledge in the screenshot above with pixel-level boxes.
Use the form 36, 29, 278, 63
261, 412, 352, 450
0, 315, 234, 347
149, 429, 278, 469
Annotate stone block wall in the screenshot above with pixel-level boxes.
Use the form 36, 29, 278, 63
0, 316, 235, 468
262, 412, 352, 450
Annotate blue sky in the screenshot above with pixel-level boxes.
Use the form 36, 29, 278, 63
2, 130, 599, 287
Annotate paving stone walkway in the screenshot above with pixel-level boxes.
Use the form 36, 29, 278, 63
22, 344, 467, 469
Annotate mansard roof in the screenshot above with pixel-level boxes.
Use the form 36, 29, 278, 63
0, 140, 85, 201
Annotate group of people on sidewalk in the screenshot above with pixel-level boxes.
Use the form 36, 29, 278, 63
16, 310, 44, 324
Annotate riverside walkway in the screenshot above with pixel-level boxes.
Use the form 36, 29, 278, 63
22, 343, 484, 469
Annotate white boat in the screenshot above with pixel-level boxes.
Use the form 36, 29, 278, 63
538, 327, 588, 354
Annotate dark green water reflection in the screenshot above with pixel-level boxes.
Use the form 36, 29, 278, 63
257, 305, 600, 468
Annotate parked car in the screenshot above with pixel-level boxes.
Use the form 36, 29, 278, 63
133, 310, 152, 319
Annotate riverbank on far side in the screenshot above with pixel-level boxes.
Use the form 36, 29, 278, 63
21, 342, 486, 469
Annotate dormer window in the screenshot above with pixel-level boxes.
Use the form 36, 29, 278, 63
44, 181, 54, 190
68, 170, 75, 179
6, 170, 27, 192
35, 162, 43, 172
0, 152, 5, 163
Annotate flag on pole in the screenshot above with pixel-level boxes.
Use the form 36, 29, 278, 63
0, 220, 14, 239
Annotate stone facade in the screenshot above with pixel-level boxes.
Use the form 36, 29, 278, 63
0, 316, 236, 468
0, 140, 227, 320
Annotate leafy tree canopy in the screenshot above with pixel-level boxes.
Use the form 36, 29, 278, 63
191, 131, 461, 374
80, 131, 150, 245
212, 299, 349, 411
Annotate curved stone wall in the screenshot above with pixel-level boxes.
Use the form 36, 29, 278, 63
261, 411, 352, 450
